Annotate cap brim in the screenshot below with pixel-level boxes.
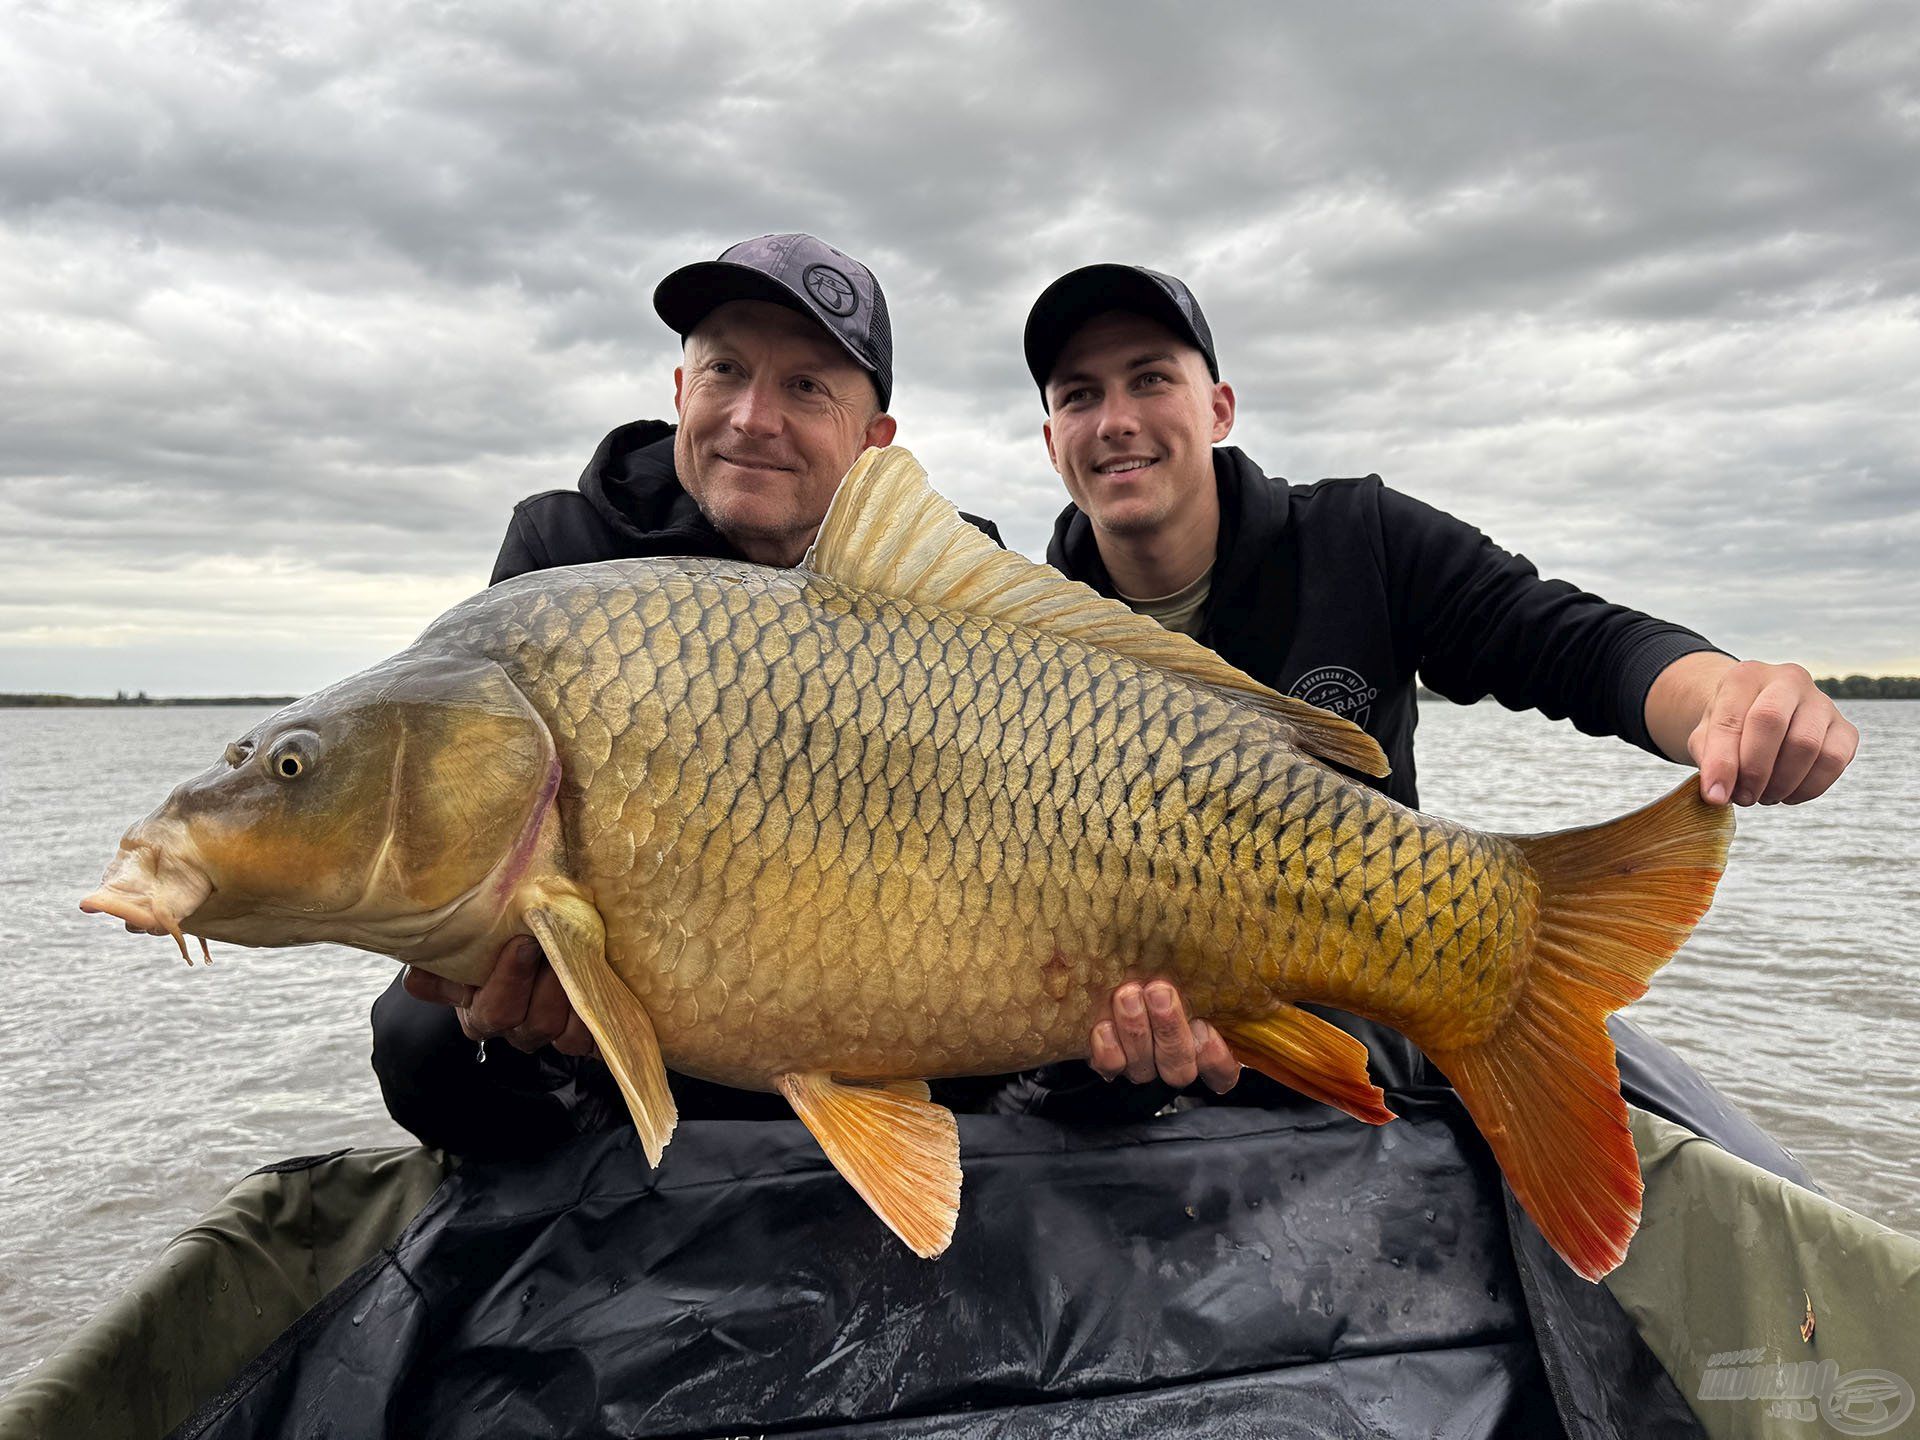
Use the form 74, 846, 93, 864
653, 261, 879, 378
1023, 264, 1213, 402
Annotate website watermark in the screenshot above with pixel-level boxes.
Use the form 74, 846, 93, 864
1698, 1351, 1913, 1435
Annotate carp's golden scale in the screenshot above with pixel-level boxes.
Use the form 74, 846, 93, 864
82, 447, 1733, 1280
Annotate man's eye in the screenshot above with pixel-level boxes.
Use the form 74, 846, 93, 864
708, 360, 738, 376
793, 377, 821, 394
1137, 372, 1169, 388
1063, 387, 1093, 406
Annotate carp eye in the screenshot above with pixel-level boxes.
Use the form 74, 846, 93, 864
266, 735, 315, 781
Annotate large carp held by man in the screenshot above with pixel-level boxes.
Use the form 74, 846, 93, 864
82, 445, 1732, 1281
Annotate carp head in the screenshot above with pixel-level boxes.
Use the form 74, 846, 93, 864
81, 654, 559, 975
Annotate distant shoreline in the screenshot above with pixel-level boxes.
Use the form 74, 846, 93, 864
1413, 678, 1920, 701
0, 694, 299, 709
1813, 676, 1920, 700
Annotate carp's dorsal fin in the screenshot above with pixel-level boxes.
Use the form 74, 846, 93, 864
524, 884, 677, 1166
779, 1072, 960, 1259
808, 446, 1388, 777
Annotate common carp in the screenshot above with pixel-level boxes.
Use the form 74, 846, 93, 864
81, 446, 1733, 1280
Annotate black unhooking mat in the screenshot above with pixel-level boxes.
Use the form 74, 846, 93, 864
168, 1019, 1776, 1440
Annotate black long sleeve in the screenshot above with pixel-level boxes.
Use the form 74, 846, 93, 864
1377, 486, 1722, 756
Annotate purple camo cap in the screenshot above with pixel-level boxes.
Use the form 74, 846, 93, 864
653, 233, 894, 409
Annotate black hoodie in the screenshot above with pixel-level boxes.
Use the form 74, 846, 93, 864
999, 446, 1724, 1123
1047, 447, 1719, 809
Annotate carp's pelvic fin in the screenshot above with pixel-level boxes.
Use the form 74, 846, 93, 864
780, 1073, 961, 1259
1218, 1007, 1396, 1125
1427, 776, 1734, 1283
524, 885, 678, 1167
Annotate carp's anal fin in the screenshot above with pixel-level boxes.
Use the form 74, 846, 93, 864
1218, 1007, 1395, 1125
779, 1071, 960, 1259
524, 888, 677, 1167
1427, 776, 1734, 1282
807, 447, 1387, 778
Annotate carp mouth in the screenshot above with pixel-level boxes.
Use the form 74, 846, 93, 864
80, 830, 216, 965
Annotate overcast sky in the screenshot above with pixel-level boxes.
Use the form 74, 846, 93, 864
3, 0, 1916, 697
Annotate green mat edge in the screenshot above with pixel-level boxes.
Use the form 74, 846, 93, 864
1607, 1107, 1920, 1439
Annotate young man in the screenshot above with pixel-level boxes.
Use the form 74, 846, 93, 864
1019, 262, 1860, 1110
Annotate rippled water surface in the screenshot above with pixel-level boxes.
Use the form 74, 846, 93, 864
2, 699, 1916, 1391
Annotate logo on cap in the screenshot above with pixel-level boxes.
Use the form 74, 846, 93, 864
803, 264, 857, 317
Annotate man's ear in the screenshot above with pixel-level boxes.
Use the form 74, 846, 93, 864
1210, 381, 1236, 444
1044, 420, 1075, 476
864, 411, 898, 448
672, 365, 686, 417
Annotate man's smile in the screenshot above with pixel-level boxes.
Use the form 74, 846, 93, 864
714, 451, 798, 475
1095, 456, 1159, 476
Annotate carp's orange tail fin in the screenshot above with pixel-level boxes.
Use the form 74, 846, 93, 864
1425, 777, 1734, 1281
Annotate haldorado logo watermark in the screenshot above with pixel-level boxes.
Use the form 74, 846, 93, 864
1698, 1350, 1913, 1434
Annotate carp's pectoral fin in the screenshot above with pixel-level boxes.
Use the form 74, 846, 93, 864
1218, 1007, 1396, 1125
779, 1072, 960, 1259
524, 890, 677, 1167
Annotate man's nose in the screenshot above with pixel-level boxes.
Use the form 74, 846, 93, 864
1095, 395, 1140, 441
728, 377, 784, 438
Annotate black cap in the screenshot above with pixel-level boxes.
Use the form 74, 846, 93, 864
653, 233, 894, 409
1023, 264, 1218, 406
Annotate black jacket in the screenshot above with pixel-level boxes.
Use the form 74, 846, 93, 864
1001, 447, 1722, 1122
373, 421, 1004, 1157
1046, 447, 1719, 809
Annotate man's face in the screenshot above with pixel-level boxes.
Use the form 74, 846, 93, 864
1042, 311, 1234, 538
673, 299, 897, 567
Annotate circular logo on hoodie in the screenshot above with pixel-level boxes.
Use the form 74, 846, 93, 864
803, 264, 857, 316
1289, 665, 1380, 728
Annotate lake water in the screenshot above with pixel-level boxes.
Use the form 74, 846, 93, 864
2, 699, 1916, 1392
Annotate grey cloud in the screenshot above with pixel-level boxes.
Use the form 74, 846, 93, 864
2, 0, 1917, 697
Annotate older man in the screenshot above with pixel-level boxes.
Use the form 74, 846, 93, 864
370, 234, 1009, 1151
